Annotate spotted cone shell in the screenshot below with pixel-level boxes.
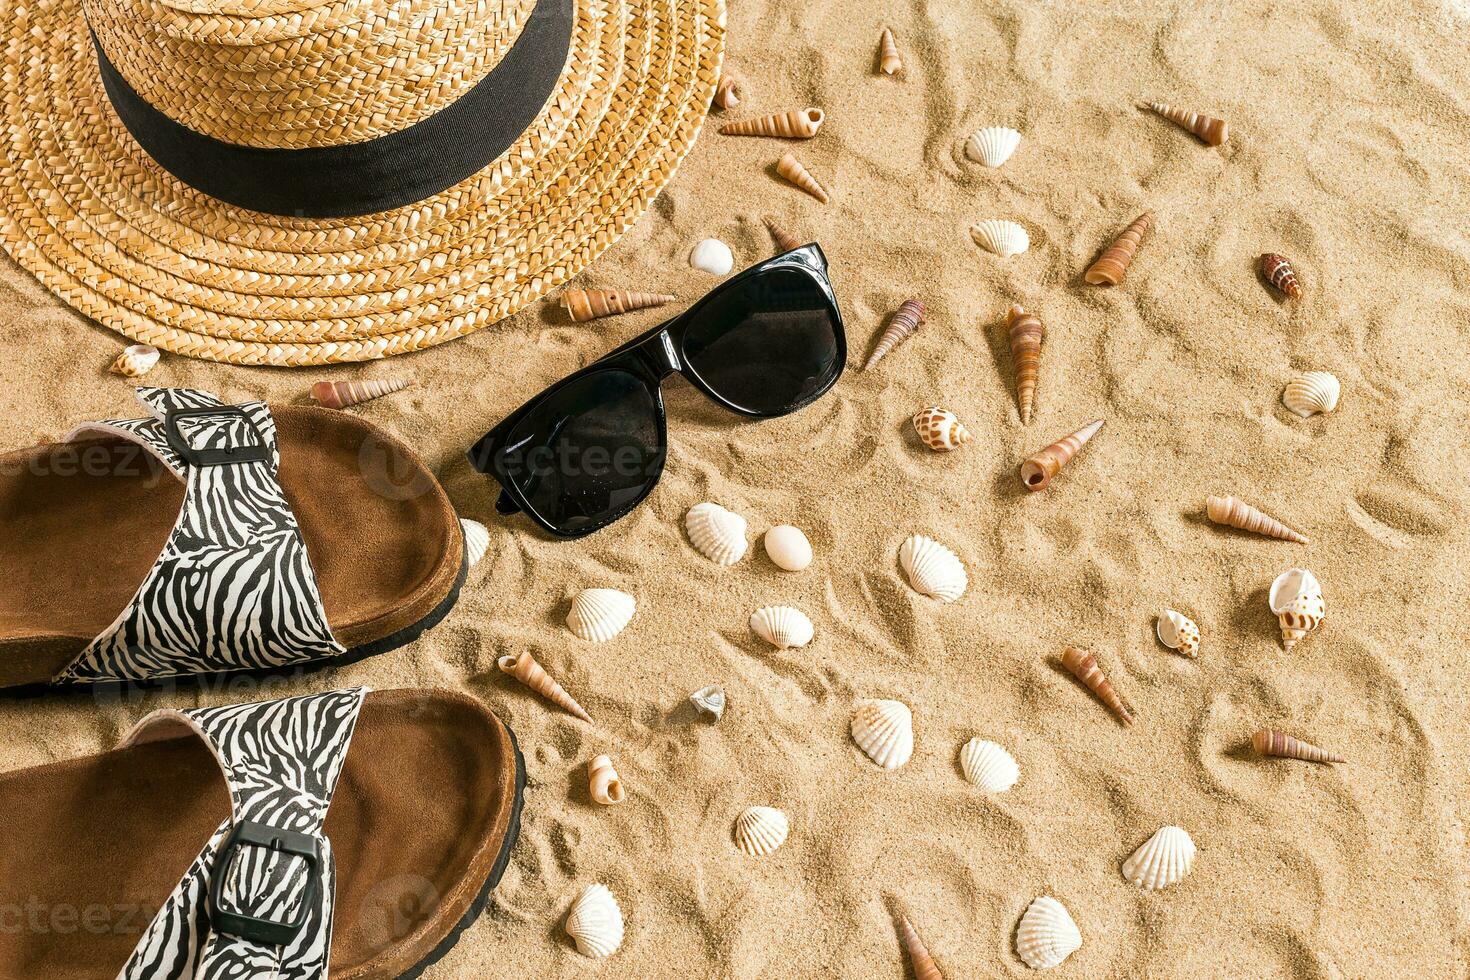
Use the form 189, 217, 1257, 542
1084, 212, 1152, 286
1015, 896, 1082, 970
566, 588, 636, 642
685, 502, 749, 565
721, 108, 825, 138
777, 153, 830, 203
1122, 826, 1197, 890
850, 699, 914, 770
1156, 609, 1200, 658
565, 884, 623, 958
1269, 567, 1324, 651
1006, 305, 1045, 424
733, 806, 789, 856
899, 534, 967, 602
1141, 100, 1229, 145
912, 406, 973, 452
109, 343, 159, 378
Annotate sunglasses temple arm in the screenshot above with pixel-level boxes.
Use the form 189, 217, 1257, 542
495, 489, 523, 516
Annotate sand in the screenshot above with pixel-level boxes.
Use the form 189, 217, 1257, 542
3, 0, 1470, 975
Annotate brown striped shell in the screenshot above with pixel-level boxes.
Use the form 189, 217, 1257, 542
1005, 305, 1045, 423
1084, 212, 1153, 286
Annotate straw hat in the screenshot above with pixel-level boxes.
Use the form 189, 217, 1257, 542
0, 0, 725, 365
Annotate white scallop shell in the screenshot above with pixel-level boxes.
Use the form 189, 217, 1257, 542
565, 884, 624, 958
959, 738, 1020, 792
690, 238, 735, 275
733, 806, 789, 856
1269, 567, 1323, 615
690, 684, 726, 720
1121, 825, 1197, 890
899, 534, 967, 603
567, 588, 636, 642
970, 219, 1030, 258
1015, 896, 1082, 970
749, 605, 814, 649
1282, 371, 1340, 417
459, 518, 490, 568
685, 502, 749, 565
965, 126, 1022, 168
850, 699, 914, 770
109, 343, 160, 378
763, 524, 813, 571
1155, 609, 1200, 658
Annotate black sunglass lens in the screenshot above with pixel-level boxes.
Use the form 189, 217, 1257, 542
681, 269, 840, 415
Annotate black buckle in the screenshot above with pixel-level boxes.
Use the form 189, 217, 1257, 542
162, 406, 270, 467
207, 820, 323, 947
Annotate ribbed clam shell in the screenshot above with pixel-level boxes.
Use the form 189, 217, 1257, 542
567, 588, 636, 642
690, 238, 734, 275
565, 884, 624, 958
685, 502, 749, 565
690, 684, 727, 720
1155, 609, 1200, 658
899, 534, 967, 602
1122, 826, 1197, 890
1269, 567, 1325, 651
965, 126, 1022, 168
749, 605, 814, 649
970, 219, 1030, 258
459, 518, 490, 568
959, 738, 1019, 792
850, 699, 914, 770
1015, 896, 1081, 970
109, 343, 159, 378
733, 806, 789, 856
1282, 372, 1340, 417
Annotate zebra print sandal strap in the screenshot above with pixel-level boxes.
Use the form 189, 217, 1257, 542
118, 687, 368, 980
54, 387, 346, 684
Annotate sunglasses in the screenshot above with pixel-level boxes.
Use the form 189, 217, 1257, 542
468, 244, 845, 537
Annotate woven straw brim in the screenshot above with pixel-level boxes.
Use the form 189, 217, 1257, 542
0, 0, 725, 365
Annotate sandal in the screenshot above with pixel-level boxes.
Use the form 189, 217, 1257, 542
0, 387, 484, 689
0, 686, 524, 978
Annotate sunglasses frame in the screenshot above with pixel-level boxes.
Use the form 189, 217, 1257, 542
469, 244, 844, 538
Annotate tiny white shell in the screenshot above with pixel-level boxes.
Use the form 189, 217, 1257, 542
109, 344, 160, 378
685, 502, 749, 565
567, 588, 636, 642
899, 534, 967, 603
965, 126, 1022, 168
1121, 825, 1197, 890
690, 238, 735, 275
749, 605, 814, 649
459, 518, 490, 568
1015, 896, 1082, 970
763, 524, 813, 571
1282, 371, 1340, 418
690, 684, 726, 720
733, 806, 789, 856
565, 884, 624, 958
970, 219, 1030, 258
850, 699, 914, 770
1155, 609, 1200, 658
959, 738, 1020, 792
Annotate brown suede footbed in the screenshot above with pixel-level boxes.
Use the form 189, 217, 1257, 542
0, 406, 464, 688
0, 689, 521, 978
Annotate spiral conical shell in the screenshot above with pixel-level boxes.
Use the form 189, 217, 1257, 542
460, 518, 490, 568
567, 588, 636, 642
1006, 305, 1045, 424
1061, 646, 1134, 725
1283, 372, 1339, 417
1122, 826, 1197, 890
764, 216, 801, 253
864, 299, 925, 370
565, 884, 623, 958
685, 502, 749, 565
970, 219, 1029, 258
913, 407, 973, 452
959, 738, 1020, 792
722, 108, 825, 138
1252, 728, 1344, 764
965, 126, 1022, 168
1084, 212, 1153, 286
714, 74, 743, 110
497, 653, 592, 722
588, 754, 625, 805
1205, 495, 1308, 544
310, 378, 409, 409
733, 806, 789, 855
1156, 609, 1200, 658
899, 534, 967, 602
898, 916, 944, 980
110, 344, 159, 378
850, 699, 914, 770
749, 605, 815, 649
1141, 101, 1229, 145
777, 154, 830, 203
1269, 567, 1324, 651
1260, 253, 1302, 298
1015, 896, 1082, 970
1019, 419, 1104, 491
878, 27, 903, 74
561, 288, 675, 322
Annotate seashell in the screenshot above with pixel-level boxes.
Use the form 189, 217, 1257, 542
713, 74, 743, 110
588, 754, 625, 805
560, 288, 675, 322
497, 653, 593, 722
1252, 728, 1344, 764
965, 126, 1022, 168
1084, 212, 1153, 286
1282, 371, 1339, 417
1006, 305, 1045, 424
565, 884, 623, 958
776, 153, 830, 203
1156, 609, 1200, 658
109, 344, 159, 378
309, 378, 409, 409
864, 299, 925, 370
721, 108, 825, 139
878, 27, 903, 74
763, 216, 801, 253
690, 238, 734, 276
1061, 647, 1134, 726
897, 916, 944, 980
459, 518, 490, 568
1269, 567, 1325, 651
567, 588, 636, 643
690, 684, 727, 721
1122, 826, 1197, 890
763, 524, 813, 571
733, 806, 789, 856
912, 406, 973, 452
749, 605, 814, 649
850, 699, 914, 770
685, 502, 749, 565
1139, 100, 1229, 146
898, 534, 967, 602
1015, 896, 1082, 970
970, 219, 1030, 258
1019, 420, 1104, 491
1205, 495, 1308, 544
1260, 253, 1302, 298
959, 738, 1020, 793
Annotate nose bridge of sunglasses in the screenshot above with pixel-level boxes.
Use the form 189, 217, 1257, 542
631, 330, 682, 379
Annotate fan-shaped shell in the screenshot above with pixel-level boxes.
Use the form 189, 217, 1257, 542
1015, 896, 1081, 970
565, 884, 624, 958
970, 219, 1030, 258
1269, 567, 1325, 650
764, 524, 813, 571
685, 502, 749, 565
459, 518, 489, 568
690, 238, 734, 275
1282, 372, 1340, 417
959, 738, 1020, 792
1156, 609, 1200, 658
690, 684, 726, 720
965, 126, 1022, 168
110, 343, 160, 378
567, 588, 636, 642
733, 806, 789, 856
1121, 825, 1197, 890
850, 699, 914, 770
899, 535, 967, 602
749, 605, 814, 649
